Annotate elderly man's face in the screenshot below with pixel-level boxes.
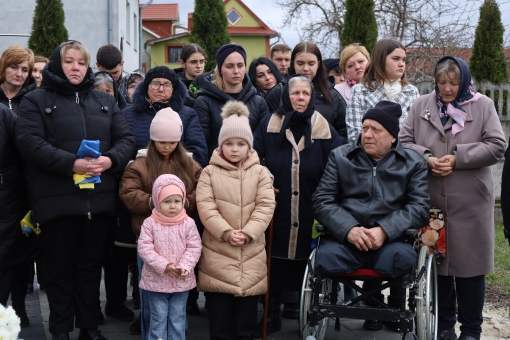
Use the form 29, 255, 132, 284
361, 119, 396, 161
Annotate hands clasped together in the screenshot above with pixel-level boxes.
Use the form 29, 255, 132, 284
73, 156, 112, 176
347, 226, 388, 252
165, 262, 189, 279
227, 230, 247, 247
427, 155, 456, 177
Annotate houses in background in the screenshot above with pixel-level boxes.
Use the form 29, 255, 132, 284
0, 0, 141, 73
142, 0, 278, 71
0, 0, 278, 74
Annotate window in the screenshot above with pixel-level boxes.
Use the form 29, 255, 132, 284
134, 13, 138, 50
126, 1, 131, 44
168, 47, 182, 63
227, 8, 241, 26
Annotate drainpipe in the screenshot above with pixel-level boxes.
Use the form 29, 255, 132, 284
108, 0, 113, 45
139, 0, 153, 70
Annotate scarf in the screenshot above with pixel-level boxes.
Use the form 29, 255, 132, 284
152, 208, 187, 226
434, 56, 483, 136
382, 79, 402, 102
346, 78, 357, 87
118, 72, 144, 104
277, 75, 316, 151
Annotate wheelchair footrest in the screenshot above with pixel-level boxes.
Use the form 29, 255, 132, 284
311, 304, 413, 323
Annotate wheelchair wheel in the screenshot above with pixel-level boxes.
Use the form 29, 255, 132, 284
299, 249, 330, 340
416, 246, 438, 340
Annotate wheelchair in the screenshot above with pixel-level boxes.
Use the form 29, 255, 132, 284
299, 226, 438, 340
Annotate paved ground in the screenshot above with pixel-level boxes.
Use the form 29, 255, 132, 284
17, 277, 402, 340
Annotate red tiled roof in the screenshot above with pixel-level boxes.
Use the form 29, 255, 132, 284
141, 4, 178, 21
228, 27, 277, 36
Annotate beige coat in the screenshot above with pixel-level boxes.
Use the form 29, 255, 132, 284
400, 93, 506, 277
196, 149, 275, 296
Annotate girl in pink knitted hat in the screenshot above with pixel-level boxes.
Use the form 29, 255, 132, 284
137, 174, 202, 340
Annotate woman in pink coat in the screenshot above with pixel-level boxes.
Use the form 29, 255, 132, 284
138, 174, 202, 340
400, 56, 506, 340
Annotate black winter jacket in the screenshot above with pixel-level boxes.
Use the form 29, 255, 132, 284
0, 77, 37, 112
15, 63, 135, 225
312, 139, 430, 244
0, 104, 36, 270
121, 78, 208, 168
194, 75, 270, 158
265, 83, 348, 144
253, 111, 342, 260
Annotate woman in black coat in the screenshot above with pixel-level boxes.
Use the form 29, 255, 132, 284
265, 41, 347, 144
0, 103, 36, 328
16, 41, 135, 340
252, 75, 342, 336
194, 43, 270, 158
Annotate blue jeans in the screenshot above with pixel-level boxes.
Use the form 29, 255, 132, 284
146, 290, 188, 340
137, 248, 188, 339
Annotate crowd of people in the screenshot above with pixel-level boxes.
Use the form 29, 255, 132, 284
0, 36, 507, 340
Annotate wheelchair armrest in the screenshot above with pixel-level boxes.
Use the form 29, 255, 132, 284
406, 229, 419, 236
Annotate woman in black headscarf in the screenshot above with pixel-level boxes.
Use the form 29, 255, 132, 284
252, 74, 342, 336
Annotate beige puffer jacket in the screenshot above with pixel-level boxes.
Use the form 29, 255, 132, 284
196, 148, 275, 296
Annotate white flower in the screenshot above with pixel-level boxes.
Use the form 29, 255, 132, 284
0, 305, 20, 340
421, 229, 439, 246
430, 219, 444, 230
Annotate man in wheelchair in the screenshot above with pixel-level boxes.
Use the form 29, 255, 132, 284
312, 101, 430, 331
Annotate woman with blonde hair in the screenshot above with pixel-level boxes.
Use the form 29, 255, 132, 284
0, 45, 36, 111
16, 41, 135, 340
334, 43, 370, 104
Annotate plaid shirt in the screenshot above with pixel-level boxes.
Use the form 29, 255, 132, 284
346, 82, 420, 144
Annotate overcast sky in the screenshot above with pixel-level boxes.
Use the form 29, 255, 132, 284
145, 0, 510, 53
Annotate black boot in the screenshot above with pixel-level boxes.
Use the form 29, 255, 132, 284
251, 292, 282, 338
105, 301, 135, 322
129, 315, 141, 335
282, 291, 300, 319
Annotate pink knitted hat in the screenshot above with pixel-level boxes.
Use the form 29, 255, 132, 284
150, 108, 183, 142
158, 184, 184, 204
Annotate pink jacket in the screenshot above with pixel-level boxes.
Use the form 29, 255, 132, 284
138, 175, 202, 293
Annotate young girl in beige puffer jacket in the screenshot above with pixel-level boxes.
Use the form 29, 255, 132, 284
196, 100, 275, 339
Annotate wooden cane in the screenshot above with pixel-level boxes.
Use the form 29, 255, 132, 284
263, 189, 278, 340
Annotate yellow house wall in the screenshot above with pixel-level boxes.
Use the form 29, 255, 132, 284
149, 0, 273, 69
225, 0, 258, 27
150, 36, 268, 70
231, 36, 268, 62
150, 35, 191, 69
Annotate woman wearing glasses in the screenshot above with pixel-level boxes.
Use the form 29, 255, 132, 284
15, 41, 135, 340
175, 43, 207, 89
121, 66, 208, 168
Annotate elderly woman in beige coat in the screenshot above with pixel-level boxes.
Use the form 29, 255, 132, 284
196, 101, 275, 340
400, 56, 506, 340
